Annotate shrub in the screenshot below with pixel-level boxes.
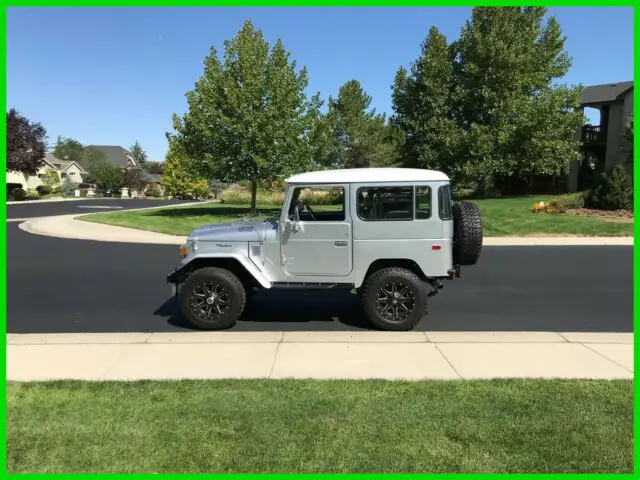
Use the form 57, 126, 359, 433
452, 188, 476, 200
11, 188, 27, 201
146, 184, 162, 198
36, 185, 52, 196
208, 179, 227, 199
301, 188, 344, 206
191, 180, 210, 200
586, 165, 633, 211
549, 191, 587, 213
62, 178, 77, 197
220, 185, 251, 204
7, 182, 23, 193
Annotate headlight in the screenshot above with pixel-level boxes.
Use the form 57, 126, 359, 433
180, 237, 198, 257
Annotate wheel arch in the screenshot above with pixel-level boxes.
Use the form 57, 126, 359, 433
172, 255, 271, 289
361, 258, 427, 286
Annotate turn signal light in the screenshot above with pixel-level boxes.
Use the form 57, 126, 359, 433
179, 246, 188, 257
432, 245, 442, 250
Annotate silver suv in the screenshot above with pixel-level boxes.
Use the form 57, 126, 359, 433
167, 168, 483, 331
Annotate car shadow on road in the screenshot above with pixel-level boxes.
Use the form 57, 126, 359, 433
154, 289, 374, 331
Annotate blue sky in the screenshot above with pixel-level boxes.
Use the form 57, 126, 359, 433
7, 6, 635, 162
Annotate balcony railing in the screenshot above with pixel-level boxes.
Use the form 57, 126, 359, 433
582, 125, 606, 145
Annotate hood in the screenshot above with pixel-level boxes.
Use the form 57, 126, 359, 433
189, 219, 273, 242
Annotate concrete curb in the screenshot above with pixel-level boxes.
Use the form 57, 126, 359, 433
7, 331, 634, 345
7, 331, 633, 381
11, 199, 634, 246
17, 213, 634, 246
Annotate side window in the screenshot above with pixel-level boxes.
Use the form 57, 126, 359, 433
415, 186, 432, 219
357, 187, 413, 221
438, 185, 453, 220
288, 186, 345, 222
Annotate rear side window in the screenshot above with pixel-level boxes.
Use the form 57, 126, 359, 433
438, 185, 453, 220
415, 186, 432, 219
357, 187, 413, 221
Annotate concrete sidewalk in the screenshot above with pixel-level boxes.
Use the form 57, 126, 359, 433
7, 331, 633, 381
16, 213, 636, 246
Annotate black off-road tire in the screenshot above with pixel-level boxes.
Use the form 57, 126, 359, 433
361, 267, 428, 331
179, 267, 247, 330
452, 201, 483, 266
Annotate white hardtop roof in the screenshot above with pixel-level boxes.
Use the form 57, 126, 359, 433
286, 168, 449, 184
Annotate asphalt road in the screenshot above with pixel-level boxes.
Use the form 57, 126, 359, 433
7, 222, 633, 333
6, 198, 194, 219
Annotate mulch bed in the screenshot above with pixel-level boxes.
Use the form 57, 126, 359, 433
566, 208, 634, 218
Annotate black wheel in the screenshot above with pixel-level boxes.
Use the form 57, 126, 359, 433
178, 267, 246, 330
452, 201, 483, 266
361, 267, 427, 331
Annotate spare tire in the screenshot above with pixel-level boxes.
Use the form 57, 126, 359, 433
452, 201, 483, 265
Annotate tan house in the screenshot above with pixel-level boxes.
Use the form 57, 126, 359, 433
6, 153, 86, 190
569, 81, 634, 192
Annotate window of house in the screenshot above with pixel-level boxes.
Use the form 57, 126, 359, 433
415, 186, 432, 219
288, 186, 345, 222
438, 185, 453, 220
357, 186, 413, 221
37, 174, 45, 179
61, 173, 68, 178
69, 172, 76, 175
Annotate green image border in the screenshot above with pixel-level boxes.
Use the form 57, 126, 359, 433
2, 1, 637, 477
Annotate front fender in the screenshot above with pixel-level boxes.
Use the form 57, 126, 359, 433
167, 253, 272, 289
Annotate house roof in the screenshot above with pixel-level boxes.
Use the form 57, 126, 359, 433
140, 171, 162, 183
85, 145, 134, 168
46, 153, 86, 173
286, 168, 449, 184
42, 153, 61, 169
580, 81, 633, 106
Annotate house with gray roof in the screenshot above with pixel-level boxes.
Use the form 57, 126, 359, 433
569, 81, 633, 192
84, 145, 137, 169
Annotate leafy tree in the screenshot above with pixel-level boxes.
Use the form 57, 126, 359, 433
392, 8, 584, 192
160, 142, 201, 198
145, 161, 165, 174
130, 141, 148, 168
391, 26, 461, 175
52, 136, 84, 163
171, 20, 323, 211
124, 168, 148, 194
6, 108, 47, 175
80, 146, 109, 172
41, 170, 60, 188
324, 80, 402, 169
89, 162, 125, 190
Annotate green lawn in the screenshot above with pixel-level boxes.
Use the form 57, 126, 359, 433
79, 195, 633, 237
475, 195, 633, 236
7, 379, 632, 473
79, 202, 282, 236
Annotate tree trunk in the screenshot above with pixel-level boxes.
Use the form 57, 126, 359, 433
250, 180, 258, 213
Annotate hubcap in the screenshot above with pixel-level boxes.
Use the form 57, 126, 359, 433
189, 281, 229, 320
376, 281, 416, 322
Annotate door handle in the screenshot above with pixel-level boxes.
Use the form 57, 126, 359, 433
334, 241, 348, 247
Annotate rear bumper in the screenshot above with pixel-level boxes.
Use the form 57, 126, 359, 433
447, 264, 461, 279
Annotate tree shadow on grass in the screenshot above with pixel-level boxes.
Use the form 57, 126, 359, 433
146, 206, 282, 219
154, 289, 374, 331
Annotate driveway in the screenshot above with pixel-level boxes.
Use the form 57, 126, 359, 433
7, 222, 633, 333
7, 198, 195, 219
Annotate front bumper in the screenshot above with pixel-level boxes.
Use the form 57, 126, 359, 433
167, 266, 189, 296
